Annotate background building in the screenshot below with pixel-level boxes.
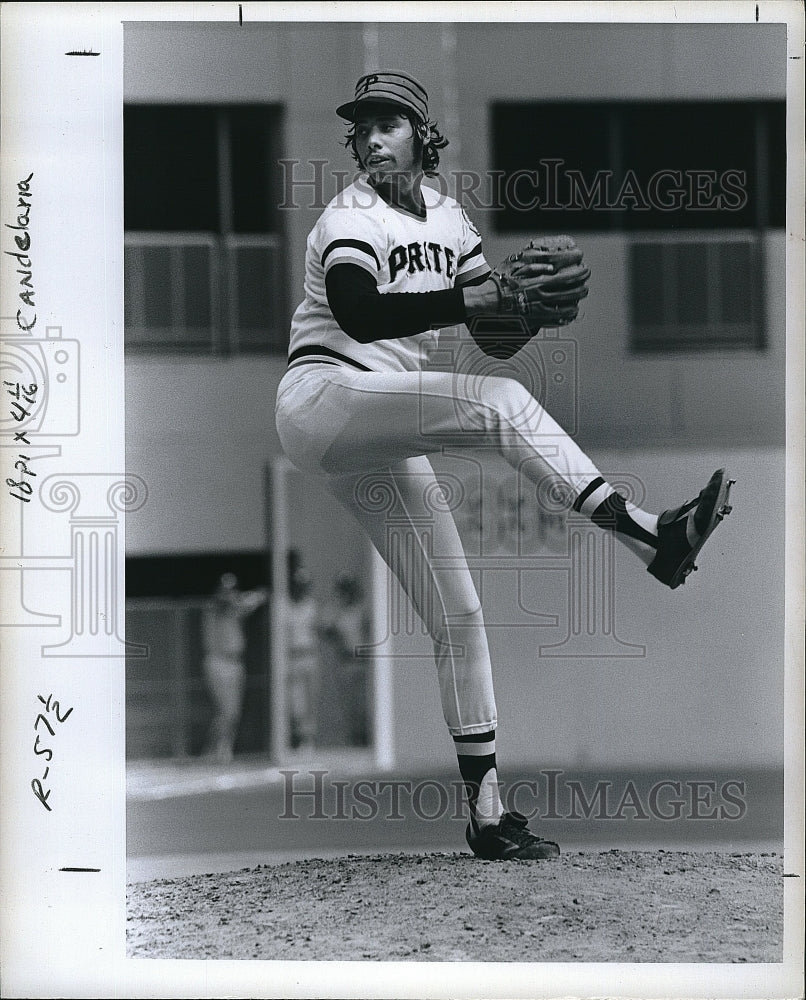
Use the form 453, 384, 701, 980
123, 20, 786, 776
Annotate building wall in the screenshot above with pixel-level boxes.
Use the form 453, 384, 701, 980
123, 20, 788, 769
124, 20, 787, 394
124, 225, 785, 554
386, 444, 784, 772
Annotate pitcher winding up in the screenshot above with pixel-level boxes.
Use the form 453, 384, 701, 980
275, 70, 734, 861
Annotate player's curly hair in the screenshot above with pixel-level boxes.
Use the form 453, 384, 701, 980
344, 113, 449, 177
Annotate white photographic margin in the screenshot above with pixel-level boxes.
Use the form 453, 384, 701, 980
0, 2, 803, 998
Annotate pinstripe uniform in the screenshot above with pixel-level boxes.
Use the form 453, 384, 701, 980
276, 67, 731, 860
275, 177, 605, 736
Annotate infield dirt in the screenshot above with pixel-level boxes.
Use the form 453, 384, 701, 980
127, 849, 782, 962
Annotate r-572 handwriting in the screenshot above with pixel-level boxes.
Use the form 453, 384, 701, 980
32, 693, 73, 812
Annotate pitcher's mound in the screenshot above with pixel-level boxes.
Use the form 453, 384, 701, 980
127, 849, 783, 962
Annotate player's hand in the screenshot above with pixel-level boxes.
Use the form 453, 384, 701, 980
485, 236, 591, 331
462, 267, 557, 319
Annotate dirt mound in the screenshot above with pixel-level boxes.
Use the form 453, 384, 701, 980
127, 849, 782, 962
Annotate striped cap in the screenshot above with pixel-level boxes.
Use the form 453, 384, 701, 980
336, 70, 429, 124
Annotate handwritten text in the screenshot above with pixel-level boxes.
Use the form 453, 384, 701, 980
32, 693, 74, 812
5, 172, 35, 331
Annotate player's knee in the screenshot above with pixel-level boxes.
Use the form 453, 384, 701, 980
479, 376, 541, 429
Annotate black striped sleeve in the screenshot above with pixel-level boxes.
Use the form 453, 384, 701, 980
321, 238, 381, 272
458, 242, 483, 268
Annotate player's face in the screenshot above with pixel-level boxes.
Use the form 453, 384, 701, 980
354, 111, 420, 181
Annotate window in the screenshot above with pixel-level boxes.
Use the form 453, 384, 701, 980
628, 232, 764, 351
491, 100, 783, 352
124, 104, 286, 354
491, 101, 784, 232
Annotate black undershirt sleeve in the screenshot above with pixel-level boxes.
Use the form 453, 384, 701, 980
324, 262, 533, 358
325, 263, 468, 344
460, 271, 535, 359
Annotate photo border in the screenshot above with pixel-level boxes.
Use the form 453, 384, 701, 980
0, 2, 803, 997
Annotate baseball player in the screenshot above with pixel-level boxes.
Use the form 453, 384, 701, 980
201, 573, 268, 762
274, 70, 734, 860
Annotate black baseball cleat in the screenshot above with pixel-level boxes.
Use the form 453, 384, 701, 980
465, 811, 560, 861
647, 469, 735, 590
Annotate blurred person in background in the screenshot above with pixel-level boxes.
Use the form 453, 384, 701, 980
201, 572, 267, 763
285, 552, 320, 750
318, 573, 372, 747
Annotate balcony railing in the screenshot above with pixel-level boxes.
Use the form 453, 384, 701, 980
124, 232, 287, 354
628, 230, 765, 351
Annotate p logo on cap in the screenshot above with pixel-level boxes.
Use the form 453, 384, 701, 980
336, 70, 429, 124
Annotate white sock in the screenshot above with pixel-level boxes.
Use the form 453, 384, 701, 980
475, 768, 505, 828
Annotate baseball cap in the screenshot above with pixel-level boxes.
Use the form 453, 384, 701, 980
336, 70, 429, 124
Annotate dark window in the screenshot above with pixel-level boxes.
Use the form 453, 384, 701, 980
491, 101, 785, 232
619, 102, 784, 230
229, 106, 279, 233
492, 100, 781, 352
491, 104, 616, 232
124, 104, 286, 354
125, 106, 220, 231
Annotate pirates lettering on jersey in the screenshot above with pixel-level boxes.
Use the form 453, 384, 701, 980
389, 241, 456, 282
287, 178, 490, 372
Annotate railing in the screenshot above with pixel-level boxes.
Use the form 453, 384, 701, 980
628, 230, 764, 351
124, 232, 287, 355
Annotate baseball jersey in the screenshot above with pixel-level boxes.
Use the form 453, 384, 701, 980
288, 175, 490, 372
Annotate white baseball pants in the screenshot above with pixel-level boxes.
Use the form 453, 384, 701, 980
275, 362, 603, 736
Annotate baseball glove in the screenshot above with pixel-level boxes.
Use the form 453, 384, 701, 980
489, 235, 591, 330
